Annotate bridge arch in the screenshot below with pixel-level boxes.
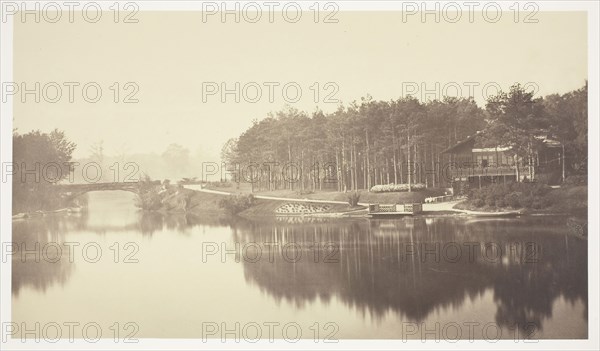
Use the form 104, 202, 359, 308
55, 182, 139, 199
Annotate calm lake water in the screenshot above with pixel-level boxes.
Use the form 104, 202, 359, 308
12, 191, 587, 340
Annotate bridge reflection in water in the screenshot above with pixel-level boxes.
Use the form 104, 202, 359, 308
12, 192, 587, 339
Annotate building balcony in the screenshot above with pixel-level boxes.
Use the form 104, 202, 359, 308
445, 164, 531, 179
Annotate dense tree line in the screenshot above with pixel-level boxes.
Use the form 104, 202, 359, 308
13, 129, 76, 213
483, 82, 588, 182
223, 83, 587, 192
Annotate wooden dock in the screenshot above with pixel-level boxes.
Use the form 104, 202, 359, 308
368, 203, 423, 217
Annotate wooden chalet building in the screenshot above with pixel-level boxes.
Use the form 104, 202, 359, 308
441, 132, 563, 190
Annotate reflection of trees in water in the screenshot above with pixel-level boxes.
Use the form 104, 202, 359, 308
12, 211, 587, 336
138, 211, 239, 235
11, 211, 233, 296
487, 220, 587, 332
274, 216, 336, 225
235, 217, 587, 333
11, 214, 88, 296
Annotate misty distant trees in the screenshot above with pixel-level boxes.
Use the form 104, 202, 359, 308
65, 142, 196, 184
162, 143, 191, 175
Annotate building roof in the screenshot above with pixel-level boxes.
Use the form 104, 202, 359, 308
441, 131, 562, 154
440, 131, 481, 154
472, 147, 512, 152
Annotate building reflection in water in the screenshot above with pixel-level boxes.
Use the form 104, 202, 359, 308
12, 199, 587, 338
232, 216, 587, 335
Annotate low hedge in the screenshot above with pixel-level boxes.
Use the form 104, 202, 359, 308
467, 182, 553, 209
370, 183, 426, 193
219, 194, 255, 215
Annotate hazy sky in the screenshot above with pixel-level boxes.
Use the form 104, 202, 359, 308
14, 11, 587, 159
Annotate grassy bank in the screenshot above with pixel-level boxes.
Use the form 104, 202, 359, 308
147, 181, 587, 218
455, 183, 587, 216
204, 182, 447, 204
544, 185, 587, 215
140, 184, 361, 218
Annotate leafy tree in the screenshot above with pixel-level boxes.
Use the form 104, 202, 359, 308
13, 129, 76, 213
483, 84, 547, 180
544, 82, 587, 177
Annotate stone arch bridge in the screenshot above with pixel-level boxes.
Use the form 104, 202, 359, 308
55, 182, 140, 198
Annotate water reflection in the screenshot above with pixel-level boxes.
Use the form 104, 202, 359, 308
233, 217, 587, 335
12, 214, 85, 296
12, 192, 587, 339
138, 211, 238, 235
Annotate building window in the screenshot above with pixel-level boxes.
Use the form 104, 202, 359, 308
476, 154, 494, 167
501, 153, 514, 166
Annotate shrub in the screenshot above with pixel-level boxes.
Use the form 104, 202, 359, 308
219, 194, 255, 215
484, 194, 496, 207
564, 175, 587, 186
135, 187, 164, 211
453, 180, 470, 196
536, 170, 562, 185
208, 181, 234, 188
495, 197, 506, 208
532, 198, 544, 209
520, 194, 534, 208
135, 176, 165, 211
466, 182, 553, 210
347, 192, 361, 207
472, 198, 485, 208
296, 190, 314, 196
505, 193, 520, 208
370, 183, 426, 193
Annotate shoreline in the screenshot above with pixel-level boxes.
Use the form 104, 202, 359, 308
13, 186, 584, 221
183, 186, 574, 219
12, 206, 84, 220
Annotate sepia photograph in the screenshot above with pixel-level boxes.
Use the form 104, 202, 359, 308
0, 1, 598, 350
